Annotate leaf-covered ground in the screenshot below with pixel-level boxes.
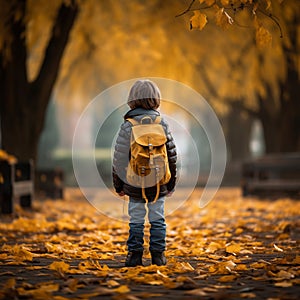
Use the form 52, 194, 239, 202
0, 188, 299, 299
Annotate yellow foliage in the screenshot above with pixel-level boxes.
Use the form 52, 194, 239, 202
190, 11, 208, 30
255, 25, 272, 48
204, 0, 215, 5
215, 8, 234, 29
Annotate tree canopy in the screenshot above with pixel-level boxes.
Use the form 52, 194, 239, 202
0, 0, 299, 162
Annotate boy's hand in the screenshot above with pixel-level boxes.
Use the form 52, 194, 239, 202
118, 191, 125, 196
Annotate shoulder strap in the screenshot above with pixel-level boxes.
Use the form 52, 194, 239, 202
154, 116, 161, 124
126, 118, 139, 126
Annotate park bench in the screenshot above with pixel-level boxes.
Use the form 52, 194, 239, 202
241, 153, 300, 198
35, 168, 64, 199
0, 160, 34, 214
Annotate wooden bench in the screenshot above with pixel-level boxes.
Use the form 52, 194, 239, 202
0, 160, 34, 214
241, 153, 300, 198
35, 169, 64, 199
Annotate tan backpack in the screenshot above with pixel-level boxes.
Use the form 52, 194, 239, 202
126, 116, 171, 203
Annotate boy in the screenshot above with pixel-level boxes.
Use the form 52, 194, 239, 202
112, 79, 177, 267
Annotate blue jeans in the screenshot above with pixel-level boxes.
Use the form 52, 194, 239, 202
127, 197, 166, 252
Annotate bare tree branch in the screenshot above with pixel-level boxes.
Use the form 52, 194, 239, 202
175, 0, 196, 17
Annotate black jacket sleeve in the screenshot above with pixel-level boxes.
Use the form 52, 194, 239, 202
161, 119, 177, 191
112, 121, 131, 193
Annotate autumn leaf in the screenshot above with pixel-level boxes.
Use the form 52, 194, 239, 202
113, 285, 130, 293
255, 25, 272, 48
235, 228, 243, 234
250, 262, 267, 269
274, 281, 293, 287
12, 245, 33, 262
209, 260, 236, 274
204, 0, 215, 5
179, 262, 195, 271
185, 288, 207, 296
106, 280, 120, 287
220, 0, 229, 5
215, 8, 234, 29
240, 292, 256, 298
205, 241, 225, 253
235, 264, 248, 271
17, 282, 59, 299
49, 261, 70, 273
276, 270, 295, 280
218, 275, 237, 282
273, 244, 283, 252
3, 278, 16, 289
226, 243, 242, 255
190, 11, 207, 30
265, 0, 272, 9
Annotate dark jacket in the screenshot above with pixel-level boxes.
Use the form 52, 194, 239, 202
112, 107, 177, 202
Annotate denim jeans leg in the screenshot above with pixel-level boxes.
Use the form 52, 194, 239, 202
127, 199, 147, 252
148, 197, 166, 252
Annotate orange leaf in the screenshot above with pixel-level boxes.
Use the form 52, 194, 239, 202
226, 243, 241, 254
113, 285, 130, 293
274, 281, 293, 287
215, 8, 233, 29
49, 261, 70, 273
218, 275, 236, 282
190, 11, 207, 30
255, 25, 272, 48
10, 245, 33, 262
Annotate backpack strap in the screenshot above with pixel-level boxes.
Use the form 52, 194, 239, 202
126, 118, 139, 126
154, 116, 161, 124
142, 173, 160, 204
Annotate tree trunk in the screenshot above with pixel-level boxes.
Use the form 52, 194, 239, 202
259, 91, 300, 154
0, 0, 78, 162
278, 29, 300, 152
226, 104, 253, 161
259, 6, 300, 154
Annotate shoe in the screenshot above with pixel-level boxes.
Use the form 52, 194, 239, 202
125, 251, 143, 267
151, 251, 167, 266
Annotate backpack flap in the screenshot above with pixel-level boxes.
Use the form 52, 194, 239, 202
131, 124, 167, 146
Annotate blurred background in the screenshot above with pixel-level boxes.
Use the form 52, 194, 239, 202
0, 0, 299, 188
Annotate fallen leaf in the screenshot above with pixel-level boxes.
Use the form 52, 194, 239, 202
49, 261, 70, 273
113, 285, 130, 293
240, 292, 256, 298
273, 244, 284, 252
274, 281, 293, 287
185, 288, 207, 296
226, 243, 241, 254
218, 275, 236, 282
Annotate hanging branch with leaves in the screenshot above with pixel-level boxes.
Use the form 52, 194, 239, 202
176, 0, 283, 46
